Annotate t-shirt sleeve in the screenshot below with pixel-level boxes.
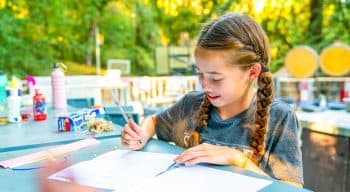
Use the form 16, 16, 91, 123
155, 94, 189, 143
155, 92, 202, 146
265, 109, 304, 184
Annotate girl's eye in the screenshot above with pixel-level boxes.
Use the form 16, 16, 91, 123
212, 78, 222, 82
198, 73, 204, 79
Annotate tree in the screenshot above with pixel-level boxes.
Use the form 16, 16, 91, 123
0, 0, 349, 77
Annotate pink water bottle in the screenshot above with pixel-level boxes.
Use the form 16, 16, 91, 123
51, 63, 67, 110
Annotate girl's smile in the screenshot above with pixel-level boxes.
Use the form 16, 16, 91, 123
207, 94, 221, 103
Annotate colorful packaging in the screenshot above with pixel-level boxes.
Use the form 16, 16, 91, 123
33, 89, 47, 121
57, 107, 105, 132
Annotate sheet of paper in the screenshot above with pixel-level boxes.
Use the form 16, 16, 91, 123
49, 150, 272, 192
0, 138, 100, 168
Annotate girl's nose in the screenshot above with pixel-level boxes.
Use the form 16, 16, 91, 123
200, 80, 212, 92
202, 85, 210, 92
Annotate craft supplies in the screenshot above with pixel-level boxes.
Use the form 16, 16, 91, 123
87, 118, 114, 133
33, 89, 47, 121
57, 107, 105, 132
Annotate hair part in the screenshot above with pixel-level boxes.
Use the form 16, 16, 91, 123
187, 13, 274, 165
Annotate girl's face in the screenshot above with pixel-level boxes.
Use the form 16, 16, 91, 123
195, 48, 252, 109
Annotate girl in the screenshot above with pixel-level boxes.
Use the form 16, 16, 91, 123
122, 13, 303, 187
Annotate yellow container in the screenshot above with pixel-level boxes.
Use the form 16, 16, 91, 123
320, 42, 350, 76
285, 46, 318, 78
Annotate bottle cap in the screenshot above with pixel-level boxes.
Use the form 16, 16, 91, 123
53, 62, 67, 72
8, 77, 21, 89
25, 75, 36, 86
53, 63, 60, 69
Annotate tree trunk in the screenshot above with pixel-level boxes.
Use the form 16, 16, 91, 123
86, 21, 96, 66
308, 0, 323, 44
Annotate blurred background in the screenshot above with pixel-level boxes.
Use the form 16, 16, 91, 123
0, 1, 350, 192
0, 0, 349, 77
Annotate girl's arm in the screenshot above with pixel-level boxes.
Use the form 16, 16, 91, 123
236, 156, 303, 188
242, 158, 303, 188
281, 180, 303, 188
243, 158, 268, 176
141, 115, 157, 140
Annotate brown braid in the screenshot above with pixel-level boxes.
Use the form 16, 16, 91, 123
251, 71, 274, 164
187, 94, 211, 147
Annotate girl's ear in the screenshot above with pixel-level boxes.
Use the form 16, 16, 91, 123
248, 63, 262, 80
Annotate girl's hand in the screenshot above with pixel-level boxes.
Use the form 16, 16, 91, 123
121, 119, 148, 150
174, 143, 248, 167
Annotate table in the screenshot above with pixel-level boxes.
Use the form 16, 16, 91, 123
297, 110, 350, 137
0, 107, 122, 152
296, 110, 350, 192
0, 138, 311, 192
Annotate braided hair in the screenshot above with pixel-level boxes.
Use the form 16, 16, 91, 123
187, 14, 274, 164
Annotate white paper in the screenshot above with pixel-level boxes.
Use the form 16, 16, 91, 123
49, 150, 272, 192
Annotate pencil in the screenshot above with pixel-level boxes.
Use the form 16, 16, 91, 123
111, 89, 142, 145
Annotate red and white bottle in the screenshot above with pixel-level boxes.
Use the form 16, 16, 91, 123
33, 89, 47, 121
51, 63, 67, 110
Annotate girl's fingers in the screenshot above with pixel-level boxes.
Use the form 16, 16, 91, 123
128, 119, 143, 136
121, 138, 134, 149
121, 124, 146, 151
122, 136, 142, 146
122, 125, 138, 139
121, 137, 142, 149
122, 128, 144, 146
174, 143, 213, 163
122, 131, 138, 141
184, 156, 211, 166
175, 150, 207, 164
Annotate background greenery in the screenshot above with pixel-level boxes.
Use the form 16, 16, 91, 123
0, 0, 349, 77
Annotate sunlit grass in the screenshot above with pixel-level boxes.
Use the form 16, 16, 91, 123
64, 61, 106, 76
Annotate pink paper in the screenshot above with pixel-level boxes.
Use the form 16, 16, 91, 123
0, 138, 100, 168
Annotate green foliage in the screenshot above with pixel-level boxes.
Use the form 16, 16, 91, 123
133, 46, 155, 75
0, 4, 54, 77
0, 0, 349, 77
100, 2, 135, 66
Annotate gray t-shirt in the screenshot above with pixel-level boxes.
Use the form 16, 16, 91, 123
155, 91, 303, 184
